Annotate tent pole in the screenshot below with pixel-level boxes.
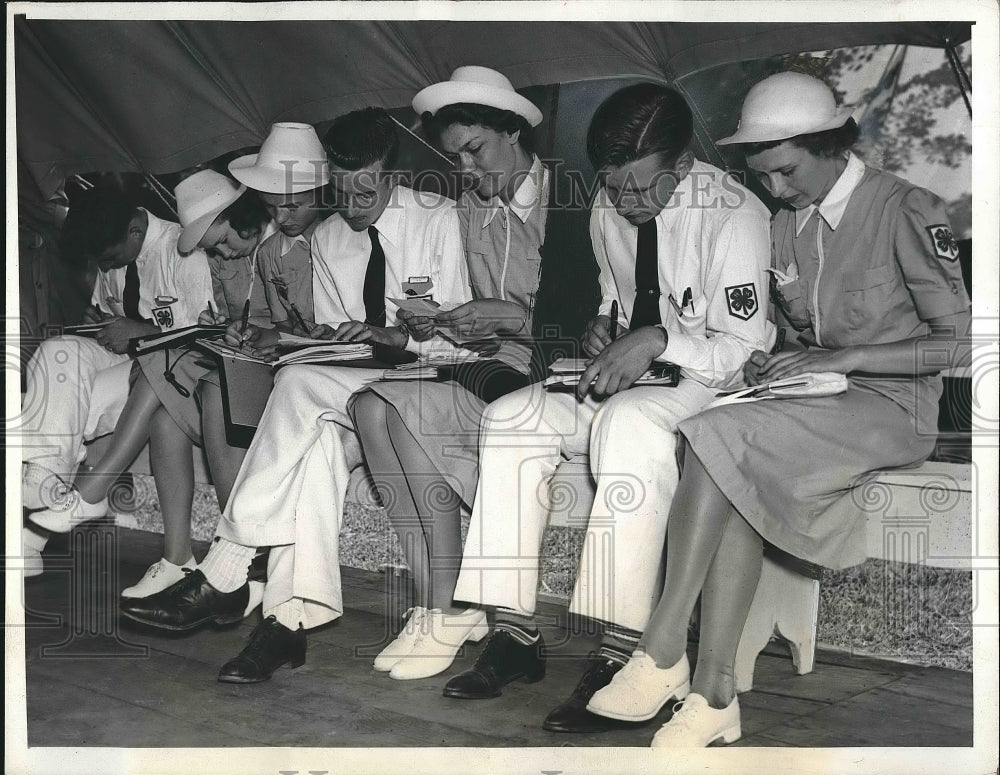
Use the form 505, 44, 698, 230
387, 114, 452, 165
943, 38, 972, 117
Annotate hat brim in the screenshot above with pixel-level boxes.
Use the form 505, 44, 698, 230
177, 184, 245, 254
412, 81, 543, 127
717, 106, 854, 146
228, 154, 329, 194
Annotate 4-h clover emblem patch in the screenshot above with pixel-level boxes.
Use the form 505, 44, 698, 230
926, 224, 959, 262
152, 305, 175, 329
725, 283, 759, 321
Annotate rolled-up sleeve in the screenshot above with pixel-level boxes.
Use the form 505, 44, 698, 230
309, 229, 351, 326
590, 205, 620, 319
402, 206, 472, 356
172, 249, 214, 328
659, 209, 774, 389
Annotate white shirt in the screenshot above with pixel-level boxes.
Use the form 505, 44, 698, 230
91, 209, 213, 330
310, 185, 471, 352
590, 160, 773, 390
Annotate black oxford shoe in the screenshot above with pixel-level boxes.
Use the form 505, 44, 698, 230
218, 616, 306, 684
443, 629, 545, 699
543, 654, 637, 733
120, 569, 249, 631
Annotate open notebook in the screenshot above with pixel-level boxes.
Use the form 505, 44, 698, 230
543, 357, 680, 390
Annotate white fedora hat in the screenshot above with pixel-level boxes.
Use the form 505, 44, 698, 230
228, 122, 330, 194
412, 66, 543, 127
175, 170, 246, 254
717, 72, 855, 146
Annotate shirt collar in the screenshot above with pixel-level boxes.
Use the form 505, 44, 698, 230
278, 219, 318, 256
371, 189, 403, 247
795, 152, 866, 235
136, 208, 163, 261
482, 156, 545, 229
646, 159, 704, 234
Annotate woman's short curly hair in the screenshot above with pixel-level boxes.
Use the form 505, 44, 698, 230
215, 190, 270, 240
422, 102, 535, 154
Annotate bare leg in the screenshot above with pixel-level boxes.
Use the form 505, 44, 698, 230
691, 511, 762, 709
383, 405, 465, 614
149, 406, 194, 565
638, 445, 735, 669
199, 380, 248, 511
74, 372, 161, 504
350, 392, 431, 607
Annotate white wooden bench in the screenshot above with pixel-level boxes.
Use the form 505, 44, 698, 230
85, 414, 973, 692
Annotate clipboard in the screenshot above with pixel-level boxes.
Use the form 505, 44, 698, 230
196, 341, 419, 446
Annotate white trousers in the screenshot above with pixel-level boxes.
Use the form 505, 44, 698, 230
21, 336, 132, 476
453, 378, 717, 632
217, 365, 377, 629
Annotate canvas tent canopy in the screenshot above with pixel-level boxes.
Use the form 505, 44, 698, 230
14, 18, 972, 198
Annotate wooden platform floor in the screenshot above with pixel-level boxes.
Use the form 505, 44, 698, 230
19, 528, 973, 748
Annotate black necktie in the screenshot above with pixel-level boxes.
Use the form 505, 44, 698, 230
123, 260, 143, 321
631, 219, 661, 329
364, 226, 386, 327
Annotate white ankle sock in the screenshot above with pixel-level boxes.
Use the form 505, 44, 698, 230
199, 538, 254, 592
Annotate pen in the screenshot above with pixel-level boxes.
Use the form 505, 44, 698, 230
269, 278, 310, 334
609, 300, 619, 342
239, 298, 251, 349
770, 327, 786, 355
206, 299, 216, 320
681, 287, 693, 314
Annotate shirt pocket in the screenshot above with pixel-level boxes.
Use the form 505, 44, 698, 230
772, 278, 811, 329
665, 289, 707, 335
841, 264, 896, 332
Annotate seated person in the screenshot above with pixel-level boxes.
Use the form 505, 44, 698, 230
587, 72, 971, 748
22, 184, 212, 575
120, 107, 471, 686
28, 124, 330, 601
441, 83, 772, 736
348, 65, 598, 681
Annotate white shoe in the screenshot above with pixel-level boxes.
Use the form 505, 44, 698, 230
28, 487, 108, 533
650, 693, 741, 748
587, 649, 690, 721
22, 527, 49, 578
121, 557, 198, 598
373, 607, 429, 672
23, 546, 45, 578
389, 608, 489, 681
244, 580, 266, 618
23, 462, 67, 511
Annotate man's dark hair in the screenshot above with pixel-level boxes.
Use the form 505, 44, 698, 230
586, 83, 693, 171
422, 103, 535, 154
215, 190, 270, 240
740, 118, 860, 159
59, 185, 137, 266
322, 107, 399, 171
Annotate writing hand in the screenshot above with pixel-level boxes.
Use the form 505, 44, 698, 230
575, 327, 664, 401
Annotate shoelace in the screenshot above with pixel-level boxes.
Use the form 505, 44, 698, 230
577, 654, 617, 692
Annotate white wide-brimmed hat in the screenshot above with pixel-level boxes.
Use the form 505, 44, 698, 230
175, 170, 246, 254
412, 66, 543, 127
228, 122, 330, 194
717, 72, 855, 146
